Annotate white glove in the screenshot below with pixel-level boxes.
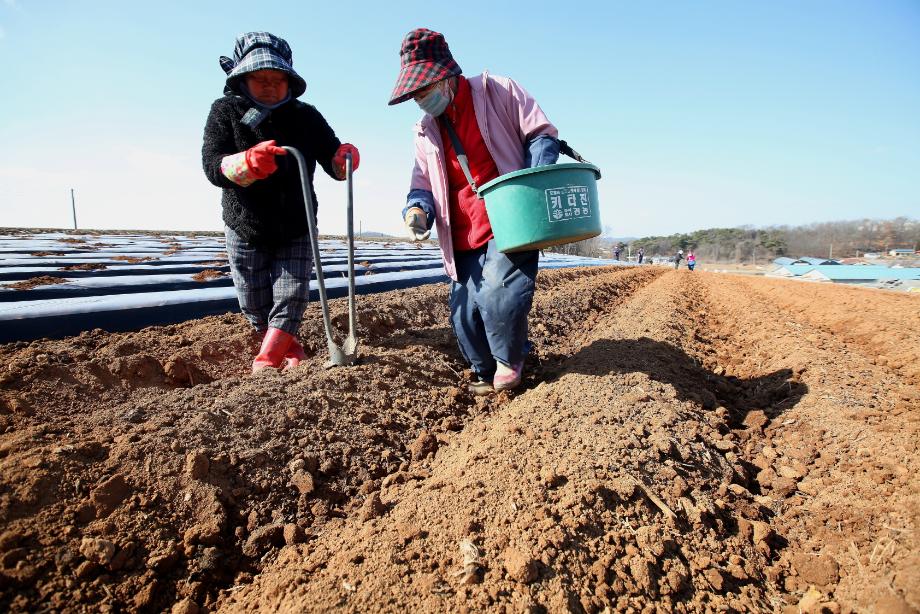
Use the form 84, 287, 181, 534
404, 207, 431, 241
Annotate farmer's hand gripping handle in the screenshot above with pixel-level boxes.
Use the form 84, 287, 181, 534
334, 143, 360, 180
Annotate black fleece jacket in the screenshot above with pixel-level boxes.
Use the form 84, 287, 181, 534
202, 95, 342, 247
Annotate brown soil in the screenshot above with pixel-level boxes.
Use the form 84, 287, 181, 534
192, 270, 227, 282
2, 276, 69, 290
0, 268, 917, 614
29, 252, 67, 257
111, 256, 156, 264
58, 264, 108, 272
732, 277, 920, 385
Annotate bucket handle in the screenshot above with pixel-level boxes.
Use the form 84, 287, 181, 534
558, 140, 591, 164
441, 116, 592, 197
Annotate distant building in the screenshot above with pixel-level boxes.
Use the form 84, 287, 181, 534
798, 257, 841, 266
771, 256, 842, 266
800, 266, 920, 284
889, 248, 916, 257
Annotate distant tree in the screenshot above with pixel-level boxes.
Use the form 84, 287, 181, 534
626, 217, 917, 263
759, 231, 787, 255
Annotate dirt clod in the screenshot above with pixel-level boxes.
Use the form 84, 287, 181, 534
171, 598, 200, 614
147, 544, 180, 573
283, 523, 306, 545
186, 451, 210, 479
243, 525, 283, 558
797, 586, 825, 613
503, 547, 538, 583
360, 493, 386, 521
792, 553, 840, 586
290, 470, 315, 495
79, 537, 115, 566
704, 567, 725, 591
134, 580, 159, 609
409, 430, 438, 461
89, 474, 130, 517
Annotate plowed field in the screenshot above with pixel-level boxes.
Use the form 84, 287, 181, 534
1, 268, 917, 613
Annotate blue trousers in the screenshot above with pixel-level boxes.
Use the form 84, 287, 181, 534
224, 226, 314, 335
449, 240, 539, 380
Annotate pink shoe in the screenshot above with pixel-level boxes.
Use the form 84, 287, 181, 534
493, 361, 523, 391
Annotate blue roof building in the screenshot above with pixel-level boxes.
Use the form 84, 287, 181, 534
800, 266, 920, 282
798, 257, 841, 266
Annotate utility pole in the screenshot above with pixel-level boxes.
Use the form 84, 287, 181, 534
70, 189, 78, 229
829, 243, 833, 259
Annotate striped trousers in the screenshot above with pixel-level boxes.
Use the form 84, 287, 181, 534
224, 226, 313, 335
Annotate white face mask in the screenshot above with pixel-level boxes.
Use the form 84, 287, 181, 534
415, 80, 453, 116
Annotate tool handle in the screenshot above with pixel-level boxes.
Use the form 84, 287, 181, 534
282, 146, 339, 358
346, 154, 357, 339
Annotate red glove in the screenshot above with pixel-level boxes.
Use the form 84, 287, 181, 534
333, 143, 360, 178
245, 140, 287, 179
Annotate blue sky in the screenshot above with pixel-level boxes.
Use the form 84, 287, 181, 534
1, 0, 918, 238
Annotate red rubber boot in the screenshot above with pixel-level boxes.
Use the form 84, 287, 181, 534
283, 338, 307, 370
252, 328, 295, 373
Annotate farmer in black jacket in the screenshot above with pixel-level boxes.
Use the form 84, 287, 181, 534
202, 32, 359, 372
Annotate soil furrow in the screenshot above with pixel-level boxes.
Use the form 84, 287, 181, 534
218, 271, 803, 613
2, 267, 915, 613
0, 266, 660, 613
731, 276, 920, 385
690, 272, 919, 612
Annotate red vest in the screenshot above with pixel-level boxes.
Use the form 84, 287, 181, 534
439, 77, 500, 251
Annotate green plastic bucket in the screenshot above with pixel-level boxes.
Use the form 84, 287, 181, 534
479, 163, 602, 253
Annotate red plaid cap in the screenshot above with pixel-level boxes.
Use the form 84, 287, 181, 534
388, 28, 462, 105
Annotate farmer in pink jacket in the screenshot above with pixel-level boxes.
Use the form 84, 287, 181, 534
388, 28, 559, 395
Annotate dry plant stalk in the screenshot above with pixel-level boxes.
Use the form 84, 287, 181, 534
629, 473, 677, 520
453, 538, 481, 584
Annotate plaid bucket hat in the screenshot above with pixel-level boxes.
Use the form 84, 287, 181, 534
388, 28, 462, 105
220, 31, 307, 98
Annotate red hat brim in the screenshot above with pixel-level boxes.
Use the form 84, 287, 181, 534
388, 57, 461, 106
